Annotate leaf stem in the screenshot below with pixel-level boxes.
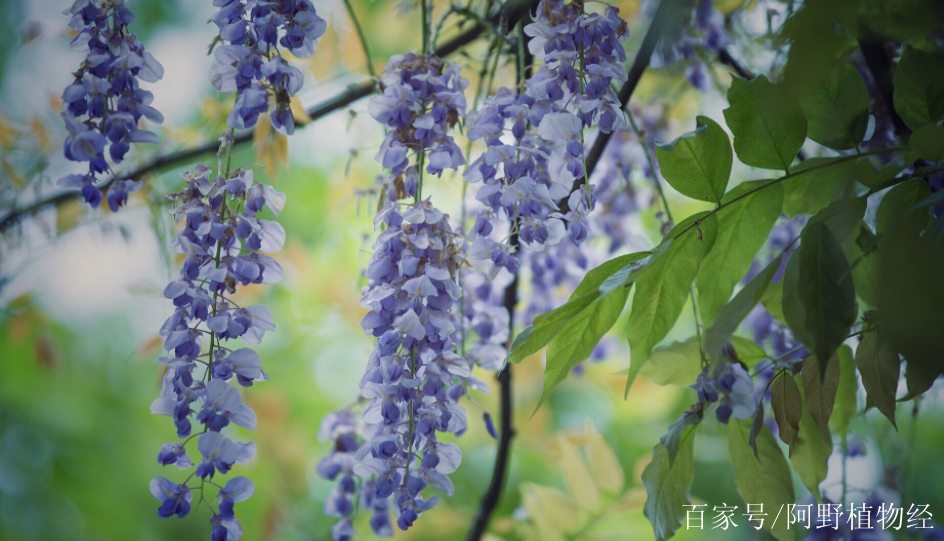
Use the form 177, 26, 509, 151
670, 147, 909, 245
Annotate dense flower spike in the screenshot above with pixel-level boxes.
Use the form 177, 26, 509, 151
210, 0, 327, 134
460, 0, 638, 370
463, 0, 629, 275
317, 53, 471, 539
58, 0, 164, 210
150, 134, 285, 541
368, 52, 468, 177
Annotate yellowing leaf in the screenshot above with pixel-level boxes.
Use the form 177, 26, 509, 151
558, 436, 601, 510
253, 118, 289, 179
290, 96, 312, 126
57, 199, 85, 233
520, 483, 582, 541
586, 424, 625, 494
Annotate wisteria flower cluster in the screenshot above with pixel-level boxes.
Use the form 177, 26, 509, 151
317, 53, 474, 539
460, 0, 630, 368
690, 360, 756, 424
464, 0, 629, 272
58, 0, 164, 210
368, 52, 468, 177
210, 0, 328, 134
150, 134, 286, 541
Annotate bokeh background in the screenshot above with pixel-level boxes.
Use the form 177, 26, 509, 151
1, 0, 943, 540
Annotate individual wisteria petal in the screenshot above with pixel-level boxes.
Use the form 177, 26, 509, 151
58, 0, 164, 209
149, 477, 192, 518
151, 134, 285, 541
210, 0, 327, 133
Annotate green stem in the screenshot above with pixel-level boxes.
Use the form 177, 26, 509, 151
669, 146, 909, 245
342, 0, 376, 78
421, 0, 430, 54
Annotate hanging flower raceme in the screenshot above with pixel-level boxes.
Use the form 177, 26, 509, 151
460, 0, 630, 369
317, 53, 473, 539
464, 0, 629, 270
58, 0, 164, 210
150, 133, 285, 541
210, 0, 328, 134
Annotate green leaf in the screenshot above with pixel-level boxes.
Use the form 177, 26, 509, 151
876, 178, 932, 238
910, 124, 944, 162
536, 284, 630, 413
697, 180, 784, 326
723, 75, 807, 171
771, 372, 802, 449
659, 412, 702, 468
784, 221, 858, 374
643, 426, 696, 541
830, 344, 858, 438
855, 331, 900, 428
508, 252, 650, 364
704, 251, 784, 361
760, 278, 786, 322
575, 252, 652, 297
625, 214, 719, 396
791, 382, 832, 500
893, 45, 944, 130
508, 292, 599, 364
599, 248, 670, 297
904, 361, 942, 401
638, 338, 701, 386
655, 115, 732, 203
877, 227, 944, 382
730, 335, 770, 368
841, 222, 880, 306
729, 420, 795, 541
797, 59, 870, 150
807, 196, 868, 244
802, 347, 845, 442
783, 157, 860, 218
748, 401, 765, 460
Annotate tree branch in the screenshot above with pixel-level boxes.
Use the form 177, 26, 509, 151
858, 39, 911, 139
0, 0, 536, 233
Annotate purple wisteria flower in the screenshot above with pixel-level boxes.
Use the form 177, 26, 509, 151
461, 1, 637, 371
150, 134, 285, 540
58, 0, 164, 210
317, 53, 475, 539
463, 0, 629, 270
368, 52, 468, 177
210, 0, 328, 134
691, 361, 756, 424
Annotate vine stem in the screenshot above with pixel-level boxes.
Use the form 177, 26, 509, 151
465, 2, 680, 539
0, 0, 538, 232
342, 0, 376, 78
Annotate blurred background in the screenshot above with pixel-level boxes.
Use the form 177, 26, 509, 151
1, 0, 943, 540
